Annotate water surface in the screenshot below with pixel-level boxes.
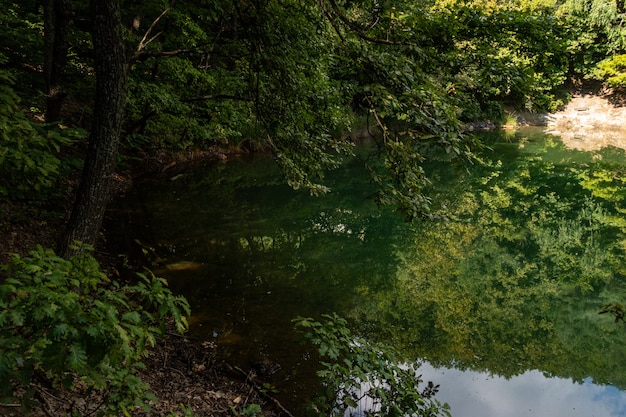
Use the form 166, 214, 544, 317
112, 128, 626, 416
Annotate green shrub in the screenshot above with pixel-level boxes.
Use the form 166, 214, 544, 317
294, 313, 450, 417
0, 245, 190, 415
0, 54, 81, 199
591, 54, 626, 88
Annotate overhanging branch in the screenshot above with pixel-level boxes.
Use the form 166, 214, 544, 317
323, 0, 412, 46
182, 94, 250, 102
132, 49, 190, 62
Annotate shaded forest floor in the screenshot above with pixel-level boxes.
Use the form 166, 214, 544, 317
0, 331, 282, 417
0, 148, 286, 417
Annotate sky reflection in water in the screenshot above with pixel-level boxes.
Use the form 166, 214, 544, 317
418, 362, 626, 417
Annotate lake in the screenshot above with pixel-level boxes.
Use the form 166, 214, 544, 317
110, 127, 626, 416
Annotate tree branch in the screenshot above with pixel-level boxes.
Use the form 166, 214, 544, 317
319, 0, 346, 42
131, 1, 174, 62
323, 0, 411, 46
229, 364, 297, 417
182, 94, 250, 102
132, 49, 190, 62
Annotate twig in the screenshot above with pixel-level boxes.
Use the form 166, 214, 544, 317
365, 96, 390, 143
84, 390, 111, 417
166, 330, 189, 338
230, 365, 296, 417
243, 385, 255, 407
168, 366, 187, 379
319, 0, 346, 42
33, 383, 64, 403
32, 384, 60, 417
163, 350, 169, 368
132, 49, 190, 62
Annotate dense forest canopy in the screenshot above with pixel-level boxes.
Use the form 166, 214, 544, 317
2, 0, 626, 415
2, 0, 625, 232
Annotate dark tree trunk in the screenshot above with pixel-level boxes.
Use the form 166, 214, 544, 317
57, 0, 127, 258
43, 0, 72, 123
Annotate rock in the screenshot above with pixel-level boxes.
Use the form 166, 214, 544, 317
546, 95, 626, 151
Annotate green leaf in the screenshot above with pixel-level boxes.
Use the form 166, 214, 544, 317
68, 344, 87, 370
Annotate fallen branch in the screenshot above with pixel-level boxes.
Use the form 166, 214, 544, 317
228, 364, 296, 417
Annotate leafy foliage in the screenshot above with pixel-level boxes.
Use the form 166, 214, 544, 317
0, 0, 593, 217
0, 2, 44, 92
0, 245, 190, 415
294, 313, 450, 417
591, 54, 626, 87
557, 0, 626, 78
114, 0, 576, 216
560, 0, 626, 55
125, 0, 356, 193
427, 3, 570, 116
0, 56, 81, 198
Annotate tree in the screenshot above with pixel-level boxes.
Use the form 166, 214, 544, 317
57, 0, 127, 257
43, 0, 73, 123
557, 0, 626, 79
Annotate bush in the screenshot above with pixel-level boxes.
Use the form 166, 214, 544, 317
294, 313, 450, 417
0, 54, 83, 199
591, 54, 626, 88
0, 245, 190, 415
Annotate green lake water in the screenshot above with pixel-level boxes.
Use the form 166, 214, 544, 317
110, 128, 626, 416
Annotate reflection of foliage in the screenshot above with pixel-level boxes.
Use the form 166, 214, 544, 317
294, 313, 449, 417
365, 133, 626, 387
600, 303, 626, 323
578, 165, 626, 217
141, 154, 404, 322
530, 196, 612, 293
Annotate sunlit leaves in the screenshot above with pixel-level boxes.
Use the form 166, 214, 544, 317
424, 3, 570, 116
557, 0, 626, 77
591, 54, 626, 87
560, 0, 626, 54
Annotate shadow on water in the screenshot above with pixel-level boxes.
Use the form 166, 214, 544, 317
108, 128, 626, 416
108, 149, 409, 411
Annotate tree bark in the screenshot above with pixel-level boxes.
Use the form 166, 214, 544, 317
43, 0, 72, 123
57, 0, 127, 257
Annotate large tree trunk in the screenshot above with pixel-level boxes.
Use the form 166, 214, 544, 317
43, 0, 72, 123
57, 0, 127, 258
